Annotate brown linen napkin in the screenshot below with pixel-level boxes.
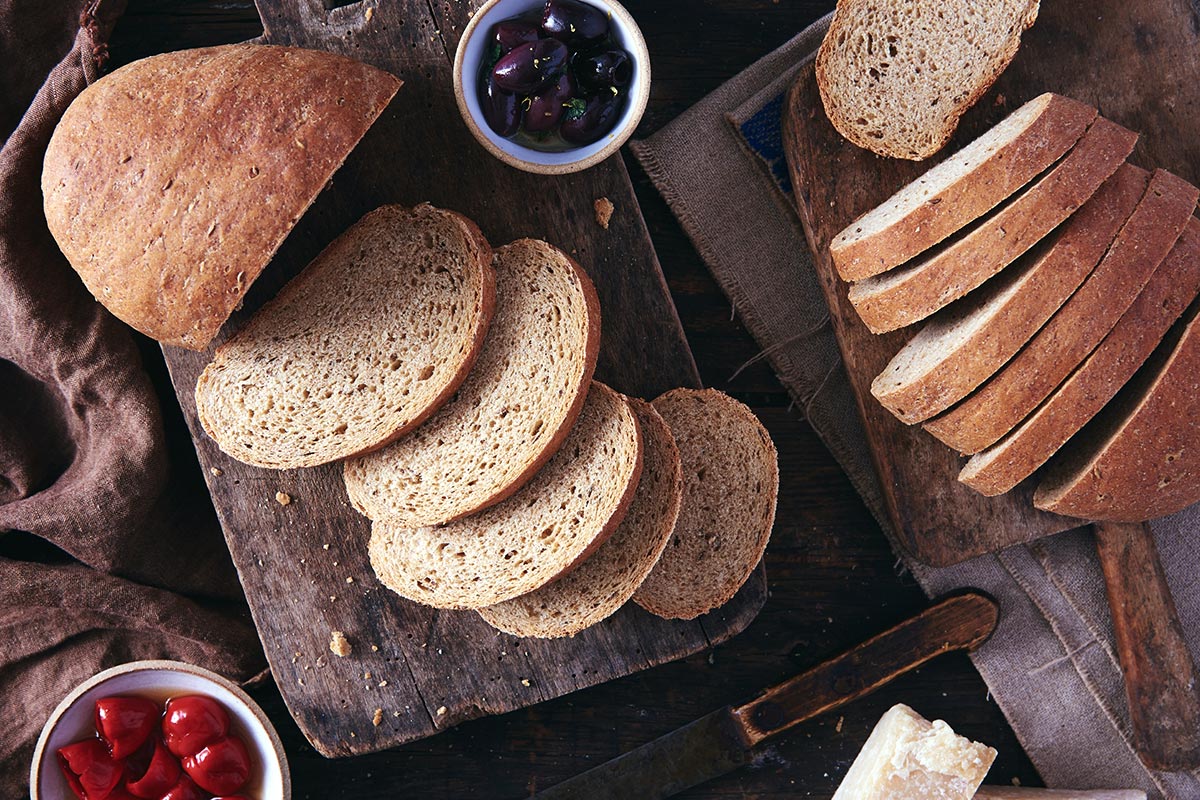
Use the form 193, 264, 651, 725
0, 1, 266, 793
631, 14, 1200, 800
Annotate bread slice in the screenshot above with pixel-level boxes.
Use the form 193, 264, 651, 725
848, 117, 1138, 333
195, 204, 494, 470
477, 399, 682, 638
831, 93, 1096, 281
368, 382, 642, 610
961, 216, 1200, 496
815, 0, 1041, 161
343, 238, 601, 526
633, 389, 778, 621
1034, 294, 1200, 522
872, 164, 1148, 424
925, 169, 1199, 454
42, 44, 401, 350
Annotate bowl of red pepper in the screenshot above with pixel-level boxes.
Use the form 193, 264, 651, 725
30, 660, 289, 800
453, 0, 650, 174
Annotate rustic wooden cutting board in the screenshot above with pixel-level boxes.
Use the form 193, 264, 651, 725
782, 0, 1200, 567
160, 0, 765, 758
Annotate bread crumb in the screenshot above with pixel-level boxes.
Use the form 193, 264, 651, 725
346, 577, 354, 584
436, 706, 447, 716
594, 197, 615, 229
378, 680, 388, 687
521, 679, 530, 687
835, 715, 843, 733
364, 6, 374, 22
276, 491, 291, 506
330, 630, 352, 657
210, 467, 223, 477
372, 708, 383, 726
323, 544, 330, 550
371, 645, 380, 652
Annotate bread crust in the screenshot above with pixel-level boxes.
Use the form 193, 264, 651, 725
42, 44, 400, 350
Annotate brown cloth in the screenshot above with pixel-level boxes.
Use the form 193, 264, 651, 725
631, 12, 1200, 800
0, 1, 266, 793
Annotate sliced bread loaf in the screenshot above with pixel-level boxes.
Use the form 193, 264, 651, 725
633, 389, 778, 621
872, 163, 1148, 424
830, 93, 1096, 281
43, 44, 401, 350
368, 381, 643, 610
343, 238, 600, 526
815, 0, 1042, 161
961, 216, 1200, 496
478, 399, 682, 638
848, 117, 1138, 333
195, 204, 494, 469
925, 169, 1199, 454
1034, 294, 1200, 522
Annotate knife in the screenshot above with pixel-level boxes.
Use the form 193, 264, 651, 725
531, 592, 1000, 800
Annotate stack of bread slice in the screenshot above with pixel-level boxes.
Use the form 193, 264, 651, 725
195, 203, 780, 638
834, 92, 1200, 522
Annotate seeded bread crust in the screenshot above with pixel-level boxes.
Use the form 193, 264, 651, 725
1034, 296, 1200, 522
872, 164, 1149, 425
926, 169, 1200, 454
815, 0, 1041, 161
195, 204, 494, 470
962, 216, 1200, 496
831, 93, 1096, 281
478, 399, 682, 639
369, 382, 643, 610
42, 44, 400, 350
633, 389, 779, 621
848, 117, 1138, 333
343, 238, 601, 527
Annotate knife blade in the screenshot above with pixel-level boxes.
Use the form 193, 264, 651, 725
531, 592, 999, 800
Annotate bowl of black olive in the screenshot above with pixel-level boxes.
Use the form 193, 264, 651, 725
453, 0, 650, 174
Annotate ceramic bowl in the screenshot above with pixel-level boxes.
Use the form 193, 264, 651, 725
31, 660, 290, 800
453, 0, 651, 174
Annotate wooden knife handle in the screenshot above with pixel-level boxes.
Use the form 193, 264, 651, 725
729, 592, 999, 746
1094, 521, 1200, 771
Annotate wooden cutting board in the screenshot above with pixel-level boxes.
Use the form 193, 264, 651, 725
160, 0, 765, 758
782, 0, 1200, 567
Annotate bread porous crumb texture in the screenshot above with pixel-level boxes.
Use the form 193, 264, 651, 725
634, 389, 779, 620
369, 381, 643, 610
816, 0, 1041, 160
195, 204, 495, 470
479, 398, 683, 638
344, 238, 600, 527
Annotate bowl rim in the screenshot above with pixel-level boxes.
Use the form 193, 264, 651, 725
452, 0, 651, 175
30, 659, 291, 800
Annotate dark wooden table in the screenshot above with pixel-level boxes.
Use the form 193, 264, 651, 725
110, 1, 1043, 797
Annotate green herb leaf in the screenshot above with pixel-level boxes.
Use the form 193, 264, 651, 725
485, 42, 502, 71
563, 98, 588, 121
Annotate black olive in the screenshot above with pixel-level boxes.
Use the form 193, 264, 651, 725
492, 20, 540, 53
525, 73, 576, 134
492, 38, 570, 94
560, 93, 621, 145
574, 49, 633, 91
541, 0, 609, 44
480, 74, 522, 137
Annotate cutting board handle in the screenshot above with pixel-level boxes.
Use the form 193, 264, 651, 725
1095, 521, 1200, 771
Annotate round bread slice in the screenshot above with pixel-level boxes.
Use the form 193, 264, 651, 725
42, 44, 401, 350
343, 238, 600, 526
369, 381, 643, 610
478, 399, 682, 638
195, 204, 494, 470
633, 389, 779, 621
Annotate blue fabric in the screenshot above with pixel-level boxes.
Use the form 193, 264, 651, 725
737, 93, 792, 197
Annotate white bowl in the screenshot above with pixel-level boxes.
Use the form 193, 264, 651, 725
453, 0, 651, 174
31, 660, 290, 800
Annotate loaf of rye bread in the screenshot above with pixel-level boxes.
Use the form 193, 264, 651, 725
815, 0, 1042, 161
871, 163, 1148, 425
478, 399, 682, 638
42, 44, 400, 350
925, 169, 1200, 454
343, 238, 600, 527
961, 216, 1200, 496
195, 204, 494, 470
830, 93, 1095, 281
634, 389, 778, 620
848, 116, 1137, 333
368, 382, 643, 610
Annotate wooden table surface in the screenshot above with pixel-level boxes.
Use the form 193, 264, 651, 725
109, 1, 1043, 797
